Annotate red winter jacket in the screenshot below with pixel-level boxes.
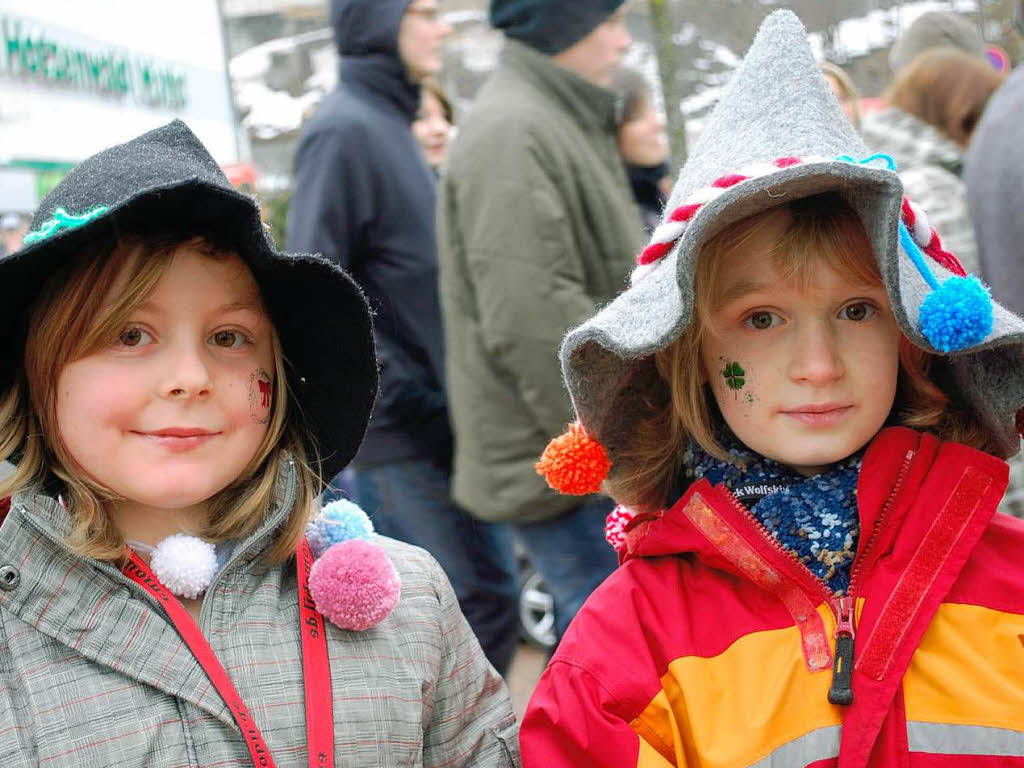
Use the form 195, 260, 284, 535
520, 427, 1024, 767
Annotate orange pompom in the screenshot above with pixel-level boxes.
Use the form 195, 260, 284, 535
535, 421, 611, 495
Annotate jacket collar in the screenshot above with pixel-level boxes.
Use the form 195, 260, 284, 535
339, 53, 421, 123
622, 428, 1008, 599
0, 458, 299, 725
500, 39, 620, 133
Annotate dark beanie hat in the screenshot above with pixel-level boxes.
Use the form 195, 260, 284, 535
490, 0, 625, 55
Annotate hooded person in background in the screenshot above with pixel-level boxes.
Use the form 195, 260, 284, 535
287, 0, 521, 675
438, 0, 645, 643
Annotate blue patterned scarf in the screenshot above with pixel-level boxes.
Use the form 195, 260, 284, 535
683, 441, 862, 596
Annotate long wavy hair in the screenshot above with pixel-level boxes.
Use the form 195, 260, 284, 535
607, 192, 990, 512
0, 233, 319, 563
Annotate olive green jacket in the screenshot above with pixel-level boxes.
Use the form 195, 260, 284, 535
438, 40, 644, 523
0, 461, 519, 767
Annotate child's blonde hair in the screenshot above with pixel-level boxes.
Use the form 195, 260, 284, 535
609, 192, 988, 512
0, 232, 318, 563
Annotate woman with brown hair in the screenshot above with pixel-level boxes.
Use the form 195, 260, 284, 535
613, 67, 673, 234
885, 47, 1005, 149
861, 47, 1005, 276
413, 76, 454, 173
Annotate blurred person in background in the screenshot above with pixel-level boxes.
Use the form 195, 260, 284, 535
0, 213, 26, 258
413, 77, 453, 174
287, 0, 520, 675
861, 47, 1004, 275
862, 10, 989, 173
965, 64, 1024, 519
888, 9, 986, 74
614, 67, 672, 234
438, 0, 645, 644
820, 61, 861, 129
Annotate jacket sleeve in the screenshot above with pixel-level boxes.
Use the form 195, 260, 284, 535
286, 126, 375, 271
445, 137, 602, 440
520, 660, 676, 768
371, 330, 449, 432
423, 556, 520, 768
0, 612, 34, 767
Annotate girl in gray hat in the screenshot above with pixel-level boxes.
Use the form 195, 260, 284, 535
521, 11, 1024, 767
0, 121, 518, 768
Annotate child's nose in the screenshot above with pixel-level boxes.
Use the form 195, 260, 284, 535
161, 342, 213, 399
788, 323, 845, 385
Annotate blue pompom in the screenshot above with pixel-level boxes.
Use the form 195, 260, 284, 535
918, 274, 993, 353
306, 499, 375, 558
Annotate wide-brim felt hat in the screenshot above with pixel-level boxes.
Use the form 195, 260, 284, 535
555, 10, 1024, 487
0, 119, 377, 484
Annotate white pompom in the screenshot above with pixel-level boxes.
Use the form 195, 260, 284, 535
150, 534, 217, 600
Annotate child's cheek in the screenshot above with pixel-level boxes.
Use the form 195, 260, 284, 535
713, 356, 760, 419
248, 368, 273, 424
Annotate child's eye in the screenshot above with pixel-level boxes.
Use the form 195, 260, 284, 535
744, 311, 783, 330
209, 330, 251, 349
118, 326, 152, 347
839, 302, 877, 322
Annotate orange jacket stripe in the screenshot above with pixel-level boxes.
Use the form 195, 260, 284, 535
903, 602, 1024, 732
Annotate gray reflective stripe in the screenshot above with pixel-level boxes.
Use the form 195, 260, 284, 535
747, 725, 842, 767
908, 721, 1024, 756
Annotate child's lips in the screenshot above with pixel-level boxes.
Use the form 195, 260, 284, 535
779, 404, 853, 426
132, 428, 221, 451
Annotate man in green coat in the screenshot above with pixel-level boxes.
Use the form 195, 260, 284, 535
438, 0, 645, 640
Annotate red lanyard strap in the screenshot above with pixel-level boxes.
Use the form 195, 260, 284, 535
122, 537, 334, 768
297, 538, 334, 768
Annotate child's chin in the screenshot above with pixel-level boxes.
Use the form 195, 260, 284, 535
771, 440, 868, 471
118, 478, 229, 511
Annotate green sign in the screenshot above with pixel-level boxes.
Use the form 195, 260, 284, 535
2, 16, 187, 110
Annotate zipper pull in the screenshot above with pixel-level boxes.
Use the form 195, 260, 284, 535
828, 596, 856, 706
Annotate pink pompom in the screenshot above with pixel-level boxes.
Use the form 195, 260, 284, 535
308, 539, 401, 631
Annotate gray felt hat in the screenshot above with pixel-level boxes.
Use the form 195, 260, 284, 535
558, 10, 1024, 474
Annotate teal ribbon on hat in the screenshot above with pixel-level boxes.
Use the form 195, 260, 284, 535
23, 205, 109, 246
835, 153, 992, 353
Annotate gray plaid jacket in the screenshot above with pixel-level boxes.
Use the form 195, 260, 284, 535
0, 462, 520, 767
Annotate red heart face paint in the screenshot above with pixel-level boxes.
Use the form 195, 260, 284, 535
249, 368, 273, 424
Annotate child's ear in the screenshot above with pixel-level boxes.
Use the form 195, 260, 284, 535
698, 357, 709, 385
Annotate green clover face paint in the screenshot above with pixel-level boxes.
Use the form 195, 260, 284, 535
721, 360, 746, 397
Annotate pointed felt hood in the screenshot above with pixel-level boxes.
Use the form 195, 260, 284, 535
556, 10, 1024, 483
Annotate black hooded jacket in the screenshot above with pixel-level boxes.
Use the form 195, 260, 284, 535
288, 0, 451, 469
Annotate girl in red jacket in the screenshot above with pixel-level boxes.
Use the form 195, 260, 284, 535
521, 11, 1024, 768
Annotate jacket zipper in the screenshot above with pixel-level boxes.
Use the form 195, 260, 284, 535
827, 596, 855, 705
712, 447, 915, 706
823, 449, 914, 706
